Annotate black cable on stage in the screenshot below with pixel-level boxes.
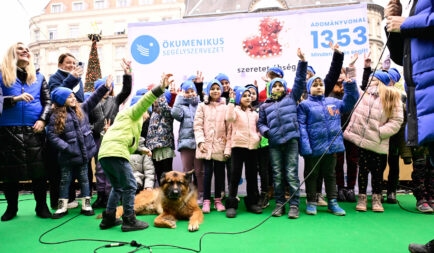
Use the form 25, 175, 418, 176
38, 32, 411, 253
395, 184, 434, 215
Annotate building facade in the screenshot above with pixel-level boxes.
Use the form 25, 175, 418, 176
29, 0, 185, 90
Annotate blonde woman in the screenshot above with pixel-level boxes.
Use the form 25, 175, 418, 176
344, 71, 403, 212
0, 42, 52, 221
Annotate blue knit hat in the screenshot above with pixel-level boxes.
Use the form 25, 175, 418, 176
372, 71, 391, 86
136, 88, 148, 96
388, 68, 401, 84
307, 66, 316, 75
130, 95, 152, 112
215, 73, 230, 83
84, 92, 92, 101
181, 81, 197, 93
307, 75, 323, 94
268, 78, 287, 95
267, 67, 284, 78
235, 87, 251, 105
206, 79, 223, 96
187, 75, 196, 81
164, 90, 172, 104
51, 87, 73, 106
94, 76, 114, 90
245, 84, 258, 101
233, 86, 241, 93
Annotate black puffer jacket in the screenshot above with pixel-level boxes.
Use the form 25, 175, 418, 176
0, 69, 51, 181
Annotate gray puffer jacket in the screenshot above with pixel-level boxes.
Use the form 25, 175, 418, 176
130, 137, 155, 190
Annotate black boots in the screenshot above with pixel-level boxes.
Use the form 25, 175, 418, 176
225, 197, 238, 218
258, 191, 270, 208
35, 203, 52, 219
345, 188, 356, 202
337, 187, 347, 202
121, 214, 149, 232
99, 211, 122, 229
387, 192, 397, 204
1, 206, 18, 222
92, 192, 108, 209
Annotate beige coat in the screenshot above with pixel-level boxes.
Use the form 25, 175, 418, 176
226, 103, 261, 150
344, 86, 404, 154
194, 98, 232, 161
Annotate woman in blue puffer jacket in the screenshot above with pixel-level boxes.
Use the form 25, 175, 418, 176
297, 75, 359, 216
0, 42, 52, 221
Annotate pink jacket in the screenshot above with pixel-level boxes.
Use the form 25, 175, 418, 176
226, 103, 261, 150
344, 86, 404, 154
194, 98, 232, 161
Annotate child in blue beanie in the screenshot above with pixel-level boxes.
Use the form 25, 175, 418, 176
225, 87, 262, 218
171, 81, 204, 205
298, 75, 359, 216
257, 48, 307, 219
47, 76, 113, 219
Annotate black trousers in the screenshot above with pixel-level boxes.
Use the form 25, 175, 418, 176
226, 148, 259, 208
152, 158, 173, 187
304, 154, 337, 202
3, 179, 48, 211
358, 148, 387, 194
203, 159, 225, 200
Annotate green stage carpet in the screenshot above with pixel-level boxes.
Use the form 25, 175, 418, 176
0, 194, 432, 253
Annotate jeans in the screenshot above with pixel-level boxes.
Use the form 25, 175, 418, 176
59, 164, 90, 199
99, 157, 137, 216
269, 139, 300, 206
203, 159, 225, 200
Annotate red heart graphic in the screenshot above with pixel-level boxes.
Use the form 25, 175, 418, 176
243, 17, 283, 58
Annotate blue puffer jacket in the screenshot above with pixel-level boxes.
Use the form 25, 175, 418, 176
0, 86, 3, 116
257, 60, 307, 147
400, 0, 434, 145
0, 72, 45, 126
47, 85, 108, 166
48, 69, 85, 102
171, 95, 199, 151
297, 80, 359, 156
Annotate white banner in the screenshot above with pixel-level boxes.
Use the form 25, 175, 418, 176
128, 3, 370, 194
128, 3, 369, 92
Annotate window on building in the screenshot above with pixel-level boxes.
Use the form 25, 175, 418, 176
114, 22, 126, 35
72, 1, 84, 11
69, 25, 80, 38
48, 51, 57, 64
115, 46, 125, 59
116, 0, 130, 7
33, 53, 40, 67
94, 0, 106, 9
48, 28, 57, 40
97, 47, 103, 62
51, 3, 62, 13
34, 30, 40, 41
139, 0, 154, 4
115, 71, 123, 84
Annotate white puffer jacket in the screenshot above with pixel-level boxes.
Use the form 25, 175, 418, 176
130, 137, 155, 189
344, 86, 404, 154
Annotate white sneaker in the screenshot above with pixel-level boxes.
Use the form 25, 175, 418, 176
317, 193, 328, 207
67, 200, 79, 209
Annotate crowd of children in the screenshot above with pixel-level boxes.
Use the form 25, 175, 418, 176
1, 42, 433, 232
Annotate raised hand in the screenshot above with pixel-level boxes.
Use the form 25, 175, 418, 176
349, 53, 359, 67
329, 41, 342, 54
297, 48, 306, 62
103, 118, 111, 132
229, 90, 236, 100
105, 75, 113, 89
121, 58, 132, 75
194, 71, 204, 83
160, 73, 174, 90
364, 52, 372, 68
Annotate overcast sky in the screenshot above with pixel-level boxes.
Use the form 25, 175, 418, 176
0, 0, 391, 56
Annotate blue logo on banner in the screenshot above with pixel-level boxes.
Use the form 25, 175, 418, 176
131, 35, 160, 64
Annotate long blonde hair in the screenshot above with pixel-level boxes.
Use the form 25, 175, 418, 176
378, 82, 402, 118
1, 42, 36, 87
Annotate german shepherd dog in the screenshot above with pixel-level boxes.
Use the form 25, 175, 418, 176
111, 170, 204, 232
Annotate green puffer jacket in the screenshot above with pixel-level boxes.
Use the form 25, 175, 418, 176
98, 86, 164, 161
